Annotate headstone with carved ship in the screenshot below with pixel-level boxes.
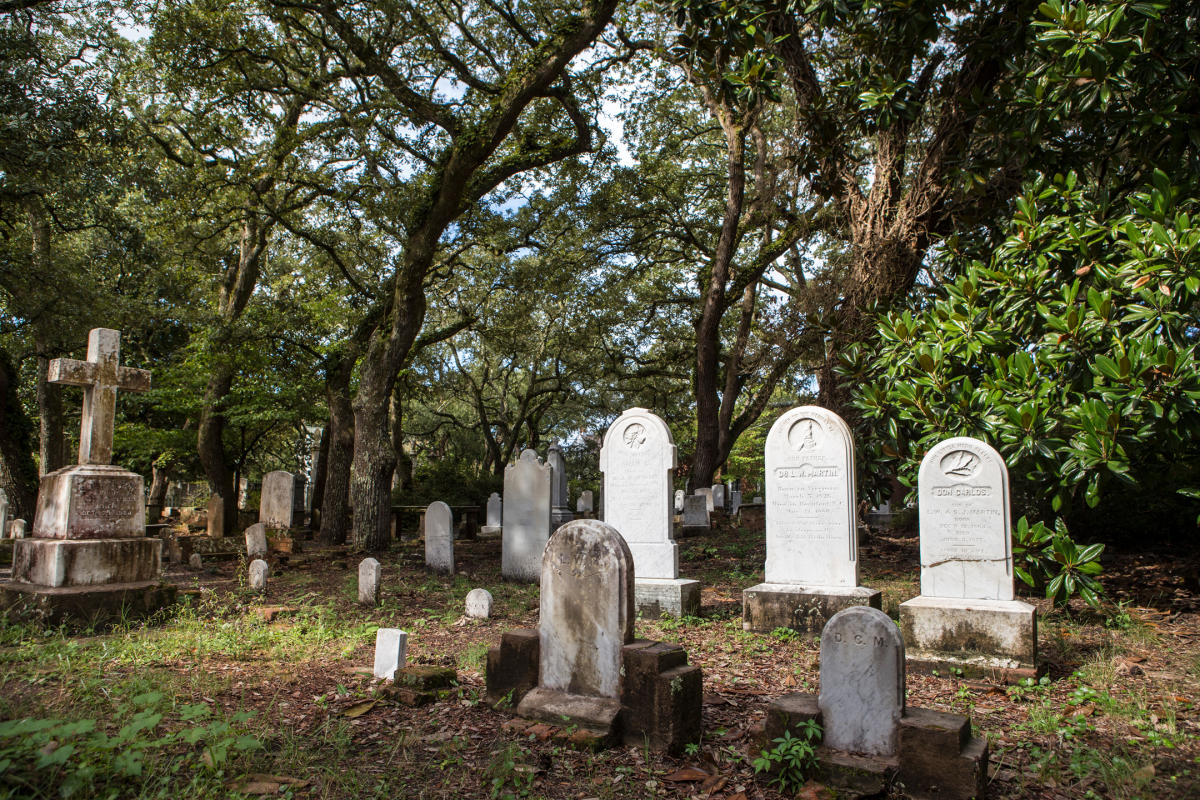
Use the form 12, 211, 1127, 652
1, 329, 176, 623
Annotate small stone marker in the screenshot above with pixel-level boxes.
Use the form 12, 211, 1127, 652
244, 523, 268, 558
680, 495, 709, 535
711, 484, 725, 510
249, 559, 269, 592
753, 495, 763, 504
188, 553, 203, 570
695, 487, 713, 512
481, 492, 502, 537
374, 628, 407, 680
260, 471, 302, 529
424, 501, 454, 575
743, 406, 880, 634
465, 588, 493, 619
576, 490, 594, 514
599, 407, 699, 616
818, 606, 905, 756
9, 519, 27, 539
900, 436, 1037, 680
546, 444, 574, 527
359, 557, 381, 606
673, 489, 684, 513
501, 450, 551, 582
761, 606, 988, 799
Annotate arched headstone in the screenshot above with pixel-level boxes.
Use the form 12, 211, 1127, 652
425, 501, 454, 575
502, 450, 552, 581
818, 606, 905, 756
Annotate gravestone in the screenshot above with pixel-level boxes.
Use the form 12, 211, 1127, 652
729, 490, 742, 515
188, 553, 203, 570
600, 407, 699, 616
680, 495, 709, 536
695, 487, 713, 512
673, 489, 684, 513
753, 495, 763, 504
359, 557, 381, 606
465, 588, 493, 619
576, 490, 594, 514
8, 519, 26, 539
711, 484, 726, 511
2, 329, 175, 623
761, 606, 988, 799
425, 501, 454, 575
244, 523, 268, 559
260, 471, 303, 530
374, 628, 407, 680
481, 492, 502, 537
900, 437, 1037, 680
489, 520, 703, 752
743, 406, 880, 634
501, 450, 552, 582
546, 444, 574, 527
249, 559, 269, 593
0, 489, 7, 540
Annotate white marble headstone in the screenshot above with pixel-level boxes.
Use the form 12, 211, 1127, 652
486, 492, 502, 528
674, 489, 684, 513
695, 487, 713, 512
917, 437, 1013, 601
359, 557, 381, 606
249, 558, 269, 592
711, 484, 726, 510
244, 522, 268, 558
465, 587, 493, 619
818, 606, 905, 757
259, 471, 299, 529
576, 490, 594, 513
502, 449, 552, 581
373, 628, 407, 680
600, 408, 678, 580
425, 501, 454, 575
8, 518, 26, 539
764, 406, 858, 588
538, 519, 634, 698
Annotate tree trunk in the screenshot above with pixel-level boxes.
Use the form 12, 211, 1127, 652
35, 344, 66, 475
197, 362, 237, 536
147, 459, 171, 523
390, 386, 413, 493
0, 348, 39, 518
320, 361, 355, 546
308, 422, 329, 529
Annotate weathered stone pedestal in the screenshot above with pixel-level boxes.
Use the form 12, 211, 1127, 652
635, 578, 701, 618
479, 525, 502, 538
742, 583, 881, 634
900, 595, 1038, 681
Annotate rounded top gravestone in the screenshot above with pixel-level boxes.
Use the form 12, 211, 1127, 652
917, 437, 1013, 601
818, 606, 905, 757
465, 588, 493, 619
425, 501, 454, 575
764, 406, 858, 588
502, 449, 552, 582
539, 519, 635, 699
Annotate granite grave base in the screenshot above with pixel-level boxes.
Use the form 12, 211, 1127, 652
762, 693, 988, 800
742, 583, 882, 634
634, 578, 701, 618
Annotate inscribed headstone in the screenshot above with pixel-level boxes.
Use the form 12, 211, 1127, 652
465, 588, 493, 619
425, 501, 454, 575
244, 523, 268, 559
374, 628, 407, 680
537, 520, 634, 698
818, 606, 905, 756
502, 450, 552, 582
917, 437, 1013, 601
681, 496, 709, 530
259, 471, 299, 529
359, 557, 381, 606
599, 408, 678, 579
764, 406, 858, 588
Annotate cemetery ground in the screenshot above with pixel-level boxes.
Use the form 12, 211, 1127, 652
2, 523, 1198, 800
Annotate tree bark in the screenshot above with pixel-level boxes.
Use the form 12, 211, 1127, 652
0, 348, 39, 518
27, 197, 66, 475
147, 459, 171, 523
308, 422, 329, 528
320, 352, 356, 545
197, 360, 238, 536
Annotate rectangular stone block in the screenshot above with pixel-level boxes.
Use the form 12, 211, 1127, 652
486, 628, 540, 708
621, 641, 701, 754
12, 538, 161, 587
763, 692, 821, 742
898, 709, 988, 800
32, 465, 145, 540
634, 578, 701, 618
900, 595, 1036, 672
743, 583, 881, 634
517, 687, 621, 739
0, 580, 176, 627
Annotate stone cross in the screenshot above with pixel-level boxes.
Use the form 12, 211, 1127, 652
47, 328, 150, 466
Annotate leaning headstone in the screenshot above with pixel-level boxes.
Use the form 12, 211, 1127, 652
761, 606, 988, 799
546, 444, 574, 527
695, 487, 713, 512
359, 557, 381, 606
8, 519, 27, 539
2, 328, 175, 623
600, 407, 699, 616
490, 519, 703, 752
900, 437, 1037, 680
743, 406, 880, 634
576, 490, 594, 514
501, 450, 552, 582
680, 495, 709, 536
260, 471, 302, 530
465, 588, 493, 619
249, 559, 269, 593
711, 484, 726, 511
188, 553, 203, 570
673, 489, 684, 513
424, 501, 454, 575
374, 628, 407, 680
244, 523, 268, 558
481, 492, 502, 537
